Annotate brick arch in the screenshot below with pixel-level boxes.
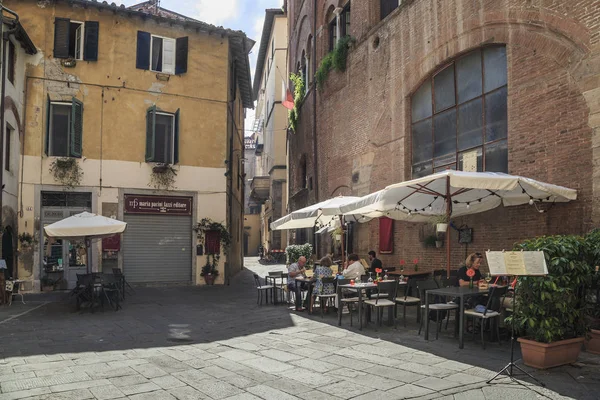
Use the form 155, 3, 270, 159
322, 1, 339, 24
3, 96, 22, 139
293, 14, 311, 69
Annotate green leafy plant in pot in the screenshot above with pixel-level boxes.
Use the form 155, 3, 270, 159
511, 235, 592, 369
431, 215, 450, 234
200, 257, 219, 285
584, 229, 600, 354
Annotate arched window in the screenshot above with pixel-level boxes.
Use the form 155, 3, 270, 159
300, 50, 307, 85
411, 46, 508, 178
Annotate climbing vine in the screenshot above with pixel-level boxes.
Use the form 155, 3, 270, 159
194, 218, 232, 276
288, 72, 305, 133
149, 163, 178, 190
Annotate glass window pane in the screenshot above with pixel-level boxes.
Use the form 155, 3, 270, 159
412, 160, 433, 178
151, 37, 163, 72
458, 147, 483, 172
50, 104, 70, 157
434, 65, 455, 112
434, 153, 456, 168
155, 114, 174, 164
484, 47, 507, 92
485, 87, 508, 142
411, 119, 432, 164
456, 50, 482, 104
412, 80, 432, 122
485, 139, 508, 173
433, 108, 456, 158
458, 98, 483, 151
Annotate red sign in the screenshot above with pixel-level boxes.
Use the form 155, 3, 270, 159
124, 195, 192, 215
102, 235, 121, 251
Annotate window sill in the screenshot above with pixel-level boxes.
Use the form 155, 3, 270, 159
153, 72, 172, 81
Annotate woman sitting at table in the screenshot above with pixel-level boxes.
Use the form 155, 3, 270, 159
310, 256, 335, 311
457, 252, 484, 287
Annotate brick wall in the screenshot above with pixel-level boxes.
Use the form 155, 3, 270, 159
287, 0, 600, 272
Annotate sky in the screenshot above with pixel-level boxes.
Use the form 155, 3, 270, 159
120, 0, 284, 136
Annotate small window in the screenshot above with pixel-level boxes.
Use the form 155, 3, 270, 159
7, 41, 15, 84
53, 18, 99, 61
328, 19, 337, 52
136, 31, 188, 75
46, 98, 83, 158
146, 106, 180, 164
381, 0, 399, 20
5, 125, 13, 171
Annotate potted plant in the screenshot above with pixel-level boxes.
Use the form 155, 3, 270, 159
423, 235, 437, 248
512, 235, 591, 369
436, 240, 443, 248
200, 258, 219, 285
431, 215, 449, 233
331, 227, 343, 242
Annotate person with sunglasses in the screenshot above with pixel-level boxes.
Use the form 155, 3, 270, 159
457, 252, 484, 287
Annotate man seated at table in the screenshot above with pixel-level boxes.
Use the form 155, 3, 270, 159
342, 253, 366, 280
288, 256, 308, 311
368, 250, 382, 274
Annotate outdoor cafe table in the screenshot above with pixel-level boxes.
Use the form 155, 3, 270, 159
336, 281, 396, 330
424, 286, 489, 349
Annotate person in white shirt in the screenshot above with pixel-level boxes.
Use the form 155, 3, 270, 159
342, 253, 365, 280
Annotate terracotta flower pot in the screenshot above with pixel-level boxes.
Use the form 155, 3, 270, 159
204, 274, 215, 285
585, 329, 600, 355
518, 337, 584, 369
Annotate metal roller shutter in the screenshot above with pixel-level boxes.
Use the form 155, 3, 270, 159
123, 214, 192, 283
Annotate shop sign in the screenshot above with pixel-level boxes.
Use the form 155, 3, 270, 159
124, 195, 192, 215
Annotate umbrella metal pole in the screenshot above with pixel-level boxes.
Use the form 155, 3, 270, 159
339, 215, 345, 267
446, 176, 452, 278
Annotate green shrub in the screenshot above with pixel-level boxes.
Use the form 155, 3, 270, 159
316, 36, 353, 90
285, 243, 313, 266
511, 235, 592, 343
288, 72, 305, 133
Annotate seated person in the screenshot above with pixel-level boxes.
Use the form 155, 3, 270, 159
457, 252, 484, 287
368, 250, 383, 274
287, 256, 308, 311
310, 256, 336, 311
342, 253, 366, 280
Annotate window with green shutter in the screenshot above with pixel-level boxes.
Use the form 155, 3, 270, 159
145, 107, 180, 164
46, 98, 84, 158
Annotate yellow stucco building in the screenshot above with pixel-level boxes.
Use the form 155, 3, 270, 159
10, 0, 253, 291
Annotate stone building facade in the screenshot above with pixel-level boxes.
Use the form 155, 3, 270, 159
287, 0, 600, 269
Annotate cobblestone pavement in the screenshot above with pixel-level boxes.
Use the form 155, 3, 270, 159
0, 258, 597, 400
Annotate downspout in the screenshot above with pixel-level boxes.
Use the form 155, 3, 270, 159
311, 0, 319, 202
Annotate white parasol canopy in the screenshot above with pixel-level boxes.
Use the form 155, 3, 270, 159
44, 212, 127, 239
340, 170, 577, 221
270, 196, 365, 231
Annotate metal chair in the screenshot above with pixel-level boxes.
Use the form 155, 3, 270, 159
100, 274, 122, 311
364, 281, 397, 326
394, 278, 421, 327
417, 279, 458, 339
267, 271, 286, 304
313, 277, 337, 317
464, 286, 508, 349
337, 278, 360, 326
253, 274, 274, 305
73, 273, 98, 313
112, 268, 135, 299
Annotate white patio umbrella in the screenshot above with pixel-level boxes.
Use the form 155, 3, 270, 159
44, 212, 127, 273
270, 196, 364, 231
340, 170, 577, 275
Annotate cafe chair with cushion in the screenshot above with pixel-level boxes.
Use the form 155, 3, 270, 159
463, 285, 508, 349
394, 278, 421, 327
365, 281, 397, 327
268, 271, 286, 304
337, 278, 360, 326
417, 279, 458, 339
312, 277, 337, 317
253, 274, 274, 305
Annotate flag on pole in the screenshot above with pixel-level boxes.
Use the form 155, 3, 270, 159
282, 89, 294, 110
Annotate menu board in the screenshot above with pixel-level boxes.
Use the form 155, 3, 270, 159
485, 251, 548, 276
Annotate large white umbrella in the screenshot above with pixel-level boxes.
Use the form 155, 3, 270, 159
270, 196, 364, 231
340, 170, 577, 275
44, 212, 127, 273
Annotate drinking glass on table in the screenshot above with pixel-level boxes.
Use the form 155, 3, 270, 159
485, 272, 492, 284
368, 272, 373, 283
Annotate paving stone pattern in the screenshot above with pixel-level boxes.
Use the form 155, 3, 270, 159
0, 258, 598, 399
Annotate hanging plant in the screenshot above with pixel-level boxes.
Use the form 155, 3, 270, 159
49, 157, 83, 189
288, 72, 305, 133
316, 35, 354, 90
18, 232, 37, 248
149, 163, 177, 190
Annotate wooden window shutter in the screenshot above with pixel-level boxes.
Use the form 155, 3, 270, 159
174, 108, 180, 164
45, 95, 51, 155
145, 105, 156, 161
136, 31, 151, 70
83, 21, 99, 61
53, 18, 71, 59
70, 97, 83, 157
175, 37, 188, 75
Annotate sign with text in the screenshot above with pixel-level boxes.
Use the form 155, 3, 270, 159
124, 195, 192, 215
486, 251, 548, 276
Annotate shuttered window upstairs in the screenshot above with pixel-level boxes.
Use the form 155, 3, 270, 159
146, 106, 180, 164
137, 31, 188, 75
53, 18, 99, 61
46, 97, 84, 158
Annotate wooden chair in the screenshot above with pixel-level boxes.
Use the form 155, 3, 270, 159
464, 286, 508, 349
253, 274, 274, 305
365, 281, 397, 326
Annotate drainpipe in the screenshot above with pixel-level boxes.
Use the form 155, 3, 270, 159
312, 0, 319, 202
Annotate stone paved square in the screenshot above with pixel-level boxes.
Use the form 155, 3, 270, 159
0, 259, 597, 400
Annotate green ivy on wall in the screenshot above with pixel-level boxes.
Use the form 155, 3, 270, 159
288, 72, 305, 133
316, 36, 354, 90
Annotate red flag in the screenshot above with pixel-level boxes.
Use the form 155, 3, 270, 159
282, 89, 294, 110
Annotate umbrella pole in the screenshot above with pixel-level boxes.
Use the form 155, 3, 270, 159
339, 215, 346, 267
446, 176, 452, 278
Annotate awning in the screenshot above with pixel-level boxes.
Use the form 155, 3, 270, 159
44, 212, 127, 239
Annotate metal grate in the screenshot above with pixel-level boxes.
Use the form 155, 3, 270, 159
41, 191, 92, 208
